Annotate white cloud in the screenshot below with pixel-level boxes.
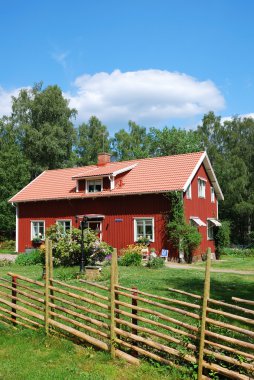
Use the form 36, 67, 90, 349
222, 113, 254, 123
0, 86, 22, 117
66, 69, 225, 124
52, 50, 70, 69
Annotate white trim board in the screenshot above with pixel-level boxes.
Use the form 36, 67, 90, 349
183, 151, 224, 200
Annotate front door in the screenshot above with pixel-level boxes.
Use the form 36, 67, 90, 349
88, 221, 102, 240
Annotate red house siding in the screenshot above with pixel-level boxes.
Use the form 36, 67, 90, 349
18, 194, 170, 255
183, 163, 218, 258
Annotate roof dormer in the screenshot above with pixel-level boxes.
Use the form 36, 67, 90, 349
72, 161, 137, 192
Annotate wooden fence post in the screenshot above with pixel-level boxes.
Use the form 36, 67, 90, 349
131, 286, 138, 357
110, 248, 118, 358
11, 275, 17, 326
198, 247, 211, 380
45, 238, 50, 335
48, 239, 55, 320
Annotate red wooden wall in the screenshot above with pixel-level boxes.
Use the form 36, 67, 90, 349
17, 194, 170, 255
183, 163, 218, 258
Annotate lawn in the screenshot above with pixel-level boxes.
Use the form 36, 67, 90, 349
0, 260, 253, 379
0, 324, 186, 380
193, 255, 254, 272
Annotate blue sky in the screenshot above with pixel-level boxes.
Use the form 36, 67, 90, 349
1, 0, 254, 132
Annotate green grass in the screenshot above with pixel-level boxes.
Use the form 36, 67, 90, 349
0, 325, 189, 380
0, 260, 253, 379
193, 255, 254, 272
0, 249, 16, 254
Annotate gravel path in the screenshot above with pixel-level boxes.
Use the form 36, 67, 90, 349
165, 262, 254, 275
0, 254, 17, 262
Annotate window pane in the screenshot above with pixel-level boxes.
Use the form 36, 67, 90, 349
145, 225, 153, 239
65, 221, 71, 231
95, 184, 101, 192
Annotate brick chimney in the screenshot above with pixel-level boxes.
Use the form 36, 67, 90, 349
97, 153, 111, 166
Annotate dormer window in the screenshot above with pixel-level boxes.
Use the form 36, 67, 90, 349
87, 179, 102, 193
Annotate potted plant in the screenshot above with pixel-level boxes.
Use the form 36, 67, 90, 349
137, 236, 151, 246
32, 236, 42, 248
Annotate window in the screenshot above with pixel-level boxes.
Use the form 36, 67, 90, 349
87, 179, 102, 193
186, 184, 192, 199
207, 220, 214, 240
57, 220, 71, 235
134, 218, 154, 242
31, 221, 45, 240
211, 187, 215, 203
198, 178, 206, 198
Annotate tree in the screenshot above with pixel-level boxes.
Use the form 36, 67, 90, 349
111, 121, 150, 161
11, 83, 77, 178
0, 119, 30, 237
147, 126, 202, 157
76, 116, 110, 166
197, 112, 254, 244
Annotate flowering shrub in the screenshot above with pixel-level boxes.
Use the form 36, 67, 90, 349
43, 224, 113, 267
120, 243, 147, 256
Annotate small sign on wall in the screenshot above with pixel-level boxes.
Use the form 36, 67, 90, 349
115, 218, 123, 222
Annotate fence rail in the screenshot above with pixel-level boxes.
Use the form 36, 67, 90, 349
0, 241, 253, 379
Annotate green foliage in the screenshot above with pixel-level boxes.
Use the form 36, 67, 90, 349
197, 111, 254, 245
214, 220, 231, 258
45, 224, 112, 267
15, 250, 43, 266
0, 240, 15, 250
147, 126, 202, 157
111, 121, 150, 161
0, 259, 13, 267
166, 192, 201, 263
146, 257, 165, 269
0, 121, 30, 237
119, 252, 142, 266
76, 116, 110, 166
11, 83, 77, 178
221, 247, 254, 257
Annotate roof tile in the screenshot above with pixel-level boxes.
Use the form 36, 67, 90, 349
9, 152, 205, 203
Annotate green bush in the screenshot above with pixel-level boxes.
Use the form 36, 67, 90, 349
15, 250, 43, 266
0, 259, 13, 267
0, 240, 15, 251
146, 257, 165, 269
45, 224, 112, 267
221, 247, 254, 257
214, 220, 231, 258
119, 252, 142, 266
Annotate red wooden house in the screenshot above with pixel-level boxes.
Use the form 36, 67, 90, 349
9, 151, 223, 260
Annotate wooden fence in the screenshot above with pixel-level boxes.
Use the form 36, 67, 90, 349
0, 240, 253, 379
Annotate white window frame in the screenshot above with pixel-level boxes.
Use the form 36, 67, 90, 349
211, 187, 215, 203
134, 217, 155, 242
31, 220, 45, 240
186, 184, 192, 199
56, 219, 72, 235
198, 178, 206, 198
86, 178, 103, 193
207, 219, 214, 240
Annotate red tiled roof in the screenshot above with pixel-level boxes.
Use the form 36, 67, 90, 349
9, 151, 212, 203
72, 162, 137, 179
